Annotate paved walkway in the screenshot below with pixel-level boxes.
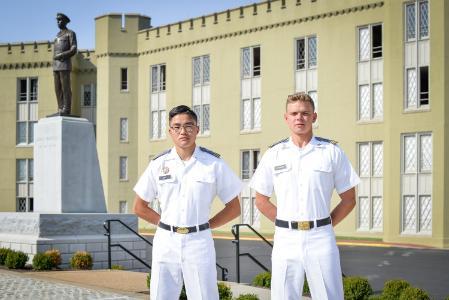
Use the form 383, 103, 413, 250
0, 268, 281, 300
0, 269, 146, 300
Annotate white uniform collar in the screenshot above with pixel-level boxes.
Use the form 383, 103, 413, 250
167, 146, 199, 164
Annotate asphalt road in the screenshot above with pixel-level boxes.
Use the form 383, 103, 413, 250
213, 239, 449, 300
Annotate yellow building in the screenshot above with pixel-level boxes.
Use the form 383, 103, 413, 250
0, 0, 448, 248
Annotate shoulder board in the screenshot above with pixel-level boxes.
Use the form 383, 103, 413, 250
199, 146, 221, 158
316, 136, 338, 145
152, 149, 170, 160
269, 138, 289, 148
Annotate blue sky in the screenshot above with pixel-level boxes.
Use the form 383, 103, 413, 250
0, 0, 257, 49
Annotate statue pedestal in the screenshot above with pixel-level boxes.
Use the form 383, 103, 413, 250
0, 213, 150, 270
0, 117, 149, 270
34, 116, 106, 213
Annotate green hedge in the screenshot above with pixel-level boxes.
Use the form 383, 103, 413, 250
398, 286, 430, 300
146, 274, 233, 300
70, 251, 93, 270
251, 272, 310, 296
0, 248, 13, 265
381, 279, 411, 300
343, 276, 373, 300
32, 253, 54, 271
5, 250, 28, 269
252, 271, 271, 288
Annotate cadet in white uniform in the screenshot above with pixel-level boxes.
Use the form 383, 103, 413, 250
249, 93, 360, 300
133, 105, 241, 300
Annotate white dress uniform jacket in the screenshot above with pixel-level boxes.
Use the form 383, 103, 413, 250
134, 146, 241, 300
250, 136, 360, 300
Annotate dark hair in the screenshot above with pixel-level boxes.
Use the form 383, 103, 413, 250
168, 105, 198, 124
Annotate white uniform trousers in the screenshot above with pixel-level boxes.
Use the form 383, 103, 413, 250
271, 224, 344, 300
150, 228, 219, 300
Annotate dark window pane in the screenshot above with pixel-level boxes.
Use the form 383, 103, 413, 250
296, 39, 305, 70
121, 68, 128, 90
19, 79, 27, 101
30, 79, 38, 101
253, 47, 261, 76
253, 150, 260, 171
160, 65, 166, 91
419, 66, 429, 105
372, 25, 382, 58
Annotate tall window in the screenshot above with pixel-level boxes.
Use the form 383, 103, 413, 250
151, 64, 166, 139
357, 24, 383, 121
240, 150, 260, 227
404, 1, 429, 110
192, 55, 210, 134
401, 133, 432, 234
120, 118, 128, 142
17, 78, 38, 145
120, 68, 128, 91
295, 36, 318, 112
357, 142, 383, 231
80, 83, 96, 128
241, 46, 261, 131
16, 159, 33, 212
119, 156, 128, 181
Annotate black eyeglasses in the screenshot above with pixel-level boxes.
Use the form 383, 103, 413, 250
170, 124, 197, 134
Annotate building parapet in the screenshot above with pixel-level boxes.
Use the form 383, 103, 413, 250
132, 1, 384, 56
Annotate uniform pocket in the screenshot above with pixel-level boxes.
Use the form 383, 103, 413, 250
312, 162, 332, 173
194, 174, 215, 183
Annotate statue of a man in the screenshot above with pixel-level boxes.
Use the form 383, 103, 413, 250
53, 13, 77, 115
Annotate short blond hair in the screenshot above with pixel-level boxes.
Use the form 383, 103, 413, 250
286, 92, 315, 111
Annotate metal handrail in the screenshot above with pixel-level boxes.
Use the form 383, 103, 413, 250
104, 219, 228, 281
231, 223, 273, 283
216, 262, 228, 281
103, 219, 153, 270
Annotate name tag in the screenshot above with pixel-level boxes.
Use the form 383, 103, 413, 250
158, 175, 172, 180
274, 164, 287, 171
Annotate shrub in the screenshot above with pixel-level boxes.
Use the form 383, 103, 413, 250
5, 250, 28, 269
398, 286, 430, 300
146, 275, 187, 299
44, 249, 62, 268
381, 279, 411, 300
111, 264, 125, 270
145, 275, 231, 300
343, 276, 373, 300
0, 248, 13, 265
32, 253, 54, 271
70, 251, 93, 270
252, 272, 271, 288
235, 294, 259, 300
218, 282, 233, 300
303, 277, 310, 295
146, 273, 151, 289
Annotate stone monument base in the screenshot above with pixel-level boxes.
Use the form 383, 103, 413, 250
0, 213, 150, 271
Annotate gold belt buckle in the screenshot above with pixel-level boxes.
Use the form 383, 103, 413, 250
297, 221, 311, 230
176, 227, 189, 234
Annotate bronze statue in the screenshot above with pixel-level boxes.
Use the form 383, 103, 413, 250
52, 13, 77, 116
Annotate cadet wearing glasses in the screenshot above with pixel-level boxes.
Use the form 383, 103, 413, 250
133, 105, 242, 300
